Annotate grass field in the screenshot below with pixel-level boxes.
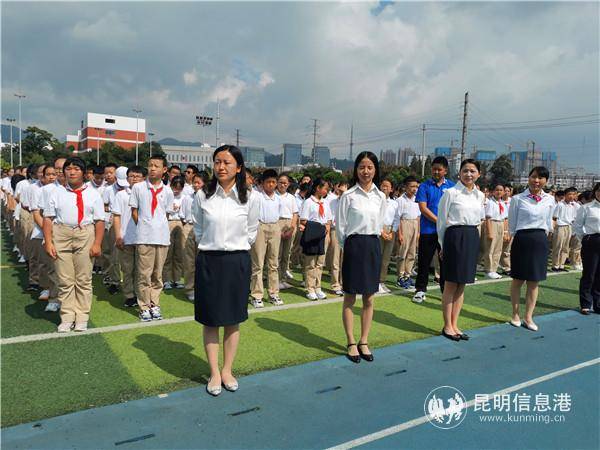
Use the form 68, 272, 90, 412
0, 228, 582, 427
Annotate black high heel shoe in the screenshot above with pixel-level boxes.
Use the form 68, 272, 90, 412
346, 344, 360, 364
357, 343, 374, 362
441, 329, 460, 341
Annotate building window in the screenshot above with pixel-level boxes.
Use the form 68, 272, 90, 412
105, 118, 115, 124
105, 129, 115, 136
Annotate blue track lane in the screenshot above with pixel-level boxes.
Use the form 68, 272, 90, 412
3, 310, 599, 450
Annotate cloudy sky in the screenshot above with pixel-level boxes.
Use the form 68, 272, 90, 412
2, 1, 599, 170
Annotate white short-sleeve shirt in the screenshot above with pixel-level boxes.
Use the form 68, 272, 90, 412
277, 191, 299, 219
129, 180, 174, 246
111, 189, 137, 245
300, 195, 333, 225
44, 184, 105, 227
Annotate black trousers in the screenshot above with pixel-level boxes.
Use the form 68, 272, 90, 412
579, 234, 600, 310
415, 233, 444, 293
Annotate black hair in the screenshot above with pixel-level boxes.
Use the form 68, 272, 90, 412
403, 175, 418, 185
489, 182, 505, 190
186, 164, 199, 174
529, 166, 549, 179
352, 151, 380, 186
380, 178, 395, 188
288, 181, 299, 194
564, 186, 577, 194
149, 155, 169, 167
245, 167, 253, 176
301, 173, 312, 180
11, 174, 25, 191
299, 182, 311, 193
104, 163, 118, 170
204, 145, 249, 204
555, 190, 565, 197
261, 169, 278, 182
592, 183, 600, 196
27, 163, 39, 180
92, 165, 105, 176
196, 170, 209, 185
168, 165, 181, 172
170, 175, 185, 190
459, 158, 481, 172
63, 157, 86, 174
43, 165, 56, 176
278, 173, 294, 183
337, 178, 349, 187
308, 177, 329, 197
432, 156, 449, 168
127, 165, 147, 177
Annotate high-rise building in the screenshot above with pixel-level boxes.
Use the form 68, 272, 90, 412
434, 147, 452, 157
314, 146, 331, 167
240, 146, 266, 168
509, 150, 557, 177
380, 149, 396, 165
66, 112, 145, 151
397, 147, 416, 167
472, 150, 497, 163
283, 143, 302, 166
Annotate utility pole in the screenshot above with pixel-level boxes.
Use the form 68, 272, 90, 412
421, 124, 426, 177
349, 123, 354, 161
236, 129, 240, 147
14, 93, 25, 165
460, 92, 469, 163
132, 107, 142, 165
6, 118, 15, 167
148, 132, 155, 158
311, 118, 318, 163
215, 98, 220, 148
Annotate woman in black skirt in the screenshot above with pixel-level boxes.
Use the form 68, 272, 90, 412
192, 145, 259, 396
336, 152, 387, 362
507, 166, 555, 331
436, 159, 485, 341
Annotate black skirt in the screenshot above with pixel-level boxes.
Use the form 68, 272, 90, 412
442, 225, 479, 284
342, 235, 381, 295
510, 229, 548, 281
194, 250, 251, 327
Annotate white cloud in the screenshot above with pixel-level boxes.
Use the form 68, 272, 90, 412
183, 68, 198, 86
70, 11, 136, 48
258, 72, 275, 89
208, 76, 247, 108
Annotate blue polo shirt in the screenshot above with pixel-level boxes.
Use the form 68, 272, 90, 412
415, 178, 455, 235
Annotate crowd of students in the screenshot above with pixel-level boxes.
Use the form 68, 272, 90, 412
1, 148, 598, 395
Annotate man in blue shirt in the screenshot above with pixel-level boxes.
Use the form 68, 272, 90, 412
413, 156, 455, 303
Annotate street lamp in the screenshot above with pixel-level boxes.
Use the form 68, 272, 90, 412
96, 128, 101, 165
6, 118, 15, 167
14, 93, 25, 165
133, 107, 142, 165
148, 132, 155, 158
195, 115, 213, 146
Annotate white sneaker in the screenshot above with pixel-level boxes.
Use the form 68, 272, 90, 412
486, 272, 502, 280
139, 310, 152, 322
306, 292, 318, 301
18, 255, 26, 263
174, 281, 185, 289
412, 291, 426, 303
334, 289, 344, 296
74, 322, 88, 332
12, 245, 18, 253
186, 292, 195, 301
574, 264, 583, 271
315, 290, 327, 300
477, 264, 485, 271
411, 269, 418, 277
279, 282, 292, 290
250, 297, 264, 308
285, 270, 294, 280
150, 306, 163, 320
57, 322, 73, 333
269, 295, 284, 306
378, 283, 387, 294
300, 281, 305, 287
45, 302, 60, 312
163, 281, 173, 290
38, 290, 50, 301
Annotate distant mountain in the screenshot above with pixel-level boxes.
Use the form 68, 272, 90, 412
158, 137, 202, 147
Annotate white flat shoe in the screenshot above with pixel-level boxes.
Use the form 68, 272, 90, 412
522, 321, 539, 332
223, 381, 239, 392
509, 319, 522, 327
206, 379, 222, 396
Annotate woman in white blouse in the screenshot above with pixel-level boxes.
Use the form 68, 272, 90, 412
437, 159, 485, 341
573, 182, 600, 314
337, 152, 387, 362
507, 166, 555, 331
192, 145, 259, 396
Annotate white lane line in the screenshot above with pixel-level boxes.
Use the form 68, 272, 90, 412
0, 271, 575, 345
326, 357, 600, 450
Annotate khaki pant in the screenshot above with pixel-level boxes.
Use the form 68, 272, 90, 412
136, 244, 169, 310
326, 228, 343, 291
53, 224, 95, 324
19, 209, 33, 260
163, 220, 184, 283
397, 219, 418, 277
379, 232, 396, 283
291, 227, 303, 269
40, 240, 59, 302
102, 225, 120, 284
251, 222, 281, 298
181, 223, 197, 294
118, 245, 137, 299
304, 235, 329, 294
552, 225, 571, 267
500, 236, 512, 271
569, 234, 582, 266
278, 218, 296, 278
28, 237, 42, 285
482, 221, 504, 273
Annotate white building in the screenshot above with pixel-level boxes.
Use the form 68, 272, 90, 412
162, 144, 214, 169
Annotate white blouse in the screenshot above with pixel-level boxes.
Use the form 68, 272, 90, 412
336, 184, 387, 245
111, 189, 137, 246
573, 199, 600, 238
192, 184, 259, 251
129, 180, 175, 246
553, 201, 577, 226
436, 182, 486, 249
383, 198, 399, 230
258, 191, 281, 224
277, 191, 299, 219
508, 188, 555, 236
300, 196, 333, 225
44, 184, 105, 227
485, 197, 508, 221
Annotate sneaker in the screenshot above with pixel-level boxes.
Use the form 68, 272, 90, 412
12, 245, 18, 253
285, 270, 294, 280
57, 322, 73, 333
92, 265, 102, 274
186, 292, 195, 301
300, 281, 305, 287
279, 282, 292, 290
383, 284, 392, 293
407, 278, 416, 287
551, 267, 561, 272
269, 295, 284, 306
396, 277, 407, 288
250, 297, 264, 308
163, 281, 173, 290
123, 297, 138, 307
574, 264, 583, 271
74, 322, 88, 332
38, 289, 50, 301
315, 290, 327, 300
334, 289, 344, 296
150, 306, 163, 320
486, 272, 502, 280
102, 276, 111, 286
107, 284, 120, 294
378, 283, 388, 294
18, 255, 26, 263
411, 269, 418, 277
174, 281, 185, 289
26, 284, 40, 292
306, 292, 318, 301
412, 291, 426, 303
477, 264, 485, 272
559, 267, 569, 272
45, 302, 60, 312
139, 310, 153, 322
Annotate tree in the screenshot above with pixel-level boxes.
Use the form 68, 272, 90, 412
20, 126, 67, 165
489, 154, 513, 186
409, 157, 422, 178
423, 156, 432, 178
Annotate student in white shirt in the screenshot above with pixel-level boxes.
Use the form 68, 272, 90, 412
87, 165, 106, 274
567, 188, 583, 270
508, 166, 555, 332
437, 159, 485, 342
101, 163, 121, 289
551, 187, 577, 271
23, 164, 46, 290
325, 180, 348, 296
130, 155, 175, 322
291, 181, 311, 274
337, 152, 387, 363
378, 179, 398, 294
180, 172, 203, 301
15, 165, 37, 269
573, 183, 600, 314
500, 185, 513, 273
300, 178, 333, 301
482, 183, 509, 279
276, 174, 299, 288
112, 166, 145, 308
43, 157, 105, 332
182, 164, 198, 197
162, 176, 186, 290
192, 145, 259, 396
395, 176, 421, 289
